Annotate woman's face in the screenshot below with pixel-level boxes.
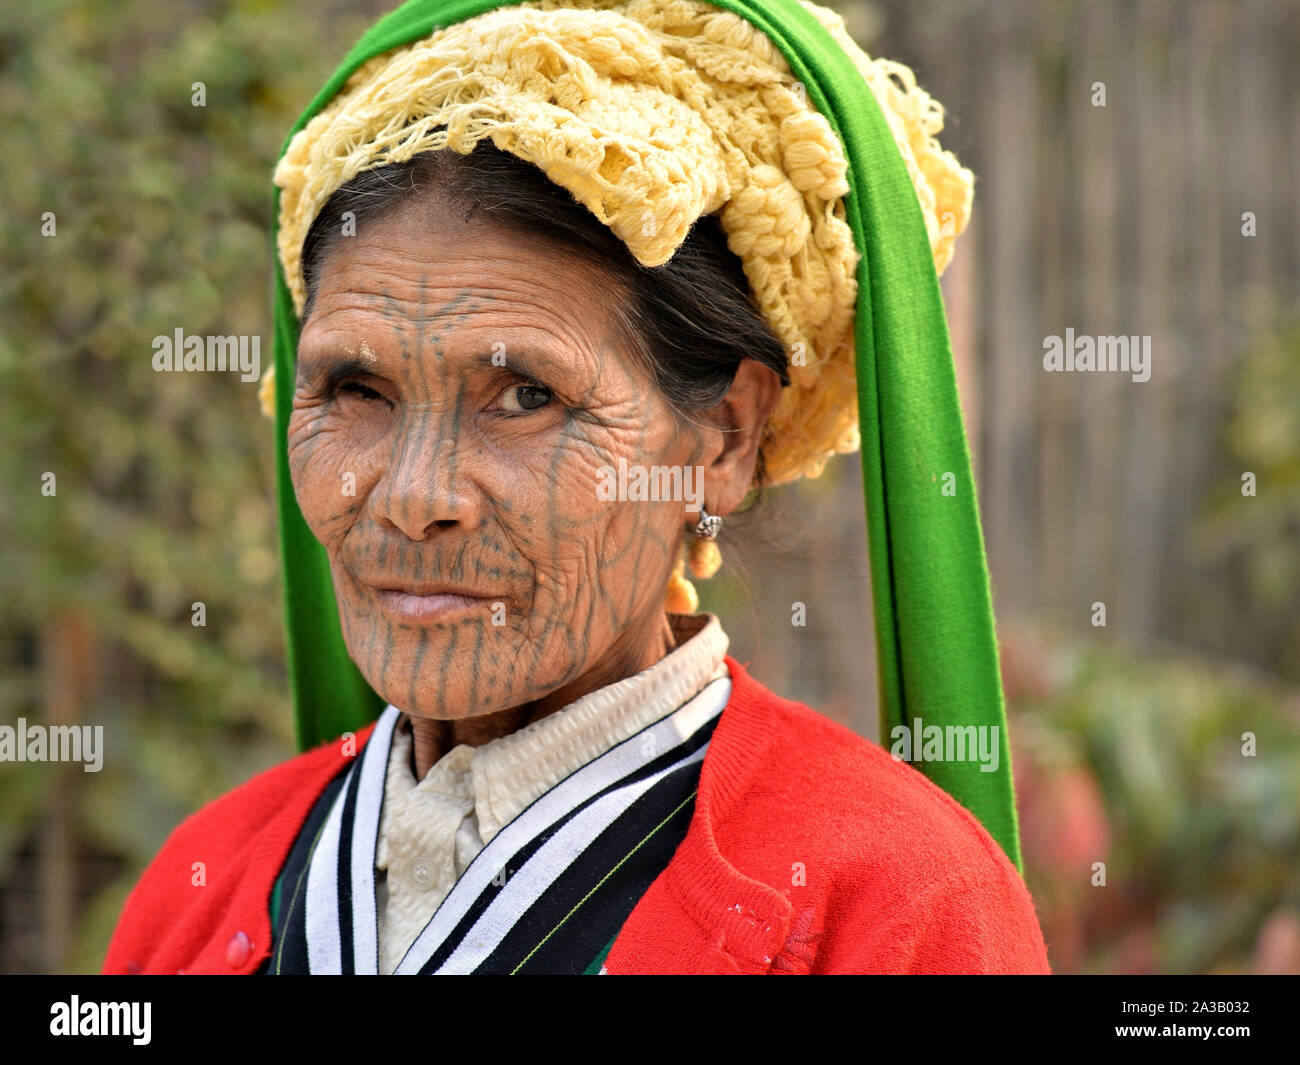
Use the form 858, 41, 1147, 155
289, 195, 718, 721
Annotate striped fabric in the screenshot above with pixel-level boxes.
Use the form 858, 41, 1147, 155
265, 675, 731, 974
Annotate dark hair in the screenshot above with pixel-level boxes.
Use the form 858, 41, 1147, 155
299, 139, 790, 485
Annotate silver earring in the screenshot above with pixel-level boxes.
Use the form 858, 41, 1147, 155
693, 508, 723, 540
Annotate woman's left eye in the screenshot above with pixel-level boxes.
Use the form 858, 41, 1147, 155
498, 384, 553, 413
338, 381, 385, 402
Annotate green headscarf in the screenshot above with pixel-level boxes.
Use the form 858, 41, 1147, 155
269, 0, 1024, 872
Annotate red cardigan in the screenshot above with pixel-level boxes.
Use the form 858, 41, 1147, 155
103, 656, 1051, 975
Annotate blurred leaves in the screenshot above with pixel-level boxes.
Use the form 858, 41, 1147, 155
0, 0, 388, 972
1192, 319, 1300, 680
1008, 625, 1300, 973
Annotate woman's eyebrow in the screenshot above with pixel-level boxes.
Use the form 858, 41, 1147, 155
469, 346, 566, 380
297, 342, 578, 387
296, 351, 376, 386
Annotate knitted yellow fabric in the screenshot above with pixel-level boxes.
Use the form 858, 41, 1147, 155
267, 0, 972, 488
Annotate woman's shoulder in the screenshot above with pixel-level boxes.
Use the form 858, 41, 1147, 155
102, 721, 377, 974
715, 658, 1049, 972
720, 657, 1011, 868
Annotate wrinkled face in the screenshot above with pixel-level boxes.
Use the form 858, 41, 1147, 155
289, 196, 708, 720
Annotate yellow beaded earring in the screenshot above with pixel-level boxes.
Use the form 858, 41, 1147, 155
663, 509, 723, 614
664, 555, 699, 615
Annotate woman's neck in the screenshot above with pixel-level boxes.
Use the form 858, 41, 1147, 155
407, 611, 679, 779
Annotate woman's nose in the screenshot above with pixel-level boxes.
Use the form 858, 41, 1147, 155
370, 423, 480, 542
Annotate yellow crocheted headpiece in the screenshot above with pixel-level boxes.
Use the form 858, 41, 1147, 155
268, 0, 972, 489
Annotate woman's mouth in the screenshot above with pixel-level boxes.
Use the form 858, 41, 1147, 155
362, 581, 497, 623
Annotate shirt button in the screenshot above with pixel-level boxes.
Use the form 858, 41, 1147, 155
125, 961, 140, 975
225, 931, 252, 968
409, 856, 433, 890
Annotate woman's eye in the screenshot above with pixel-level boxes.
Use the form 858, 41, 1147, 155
498, 384, 553, 413
338, 381, 388, 404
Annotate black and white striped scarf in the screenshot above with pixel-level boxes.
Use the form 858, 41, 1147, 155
266, 674, 730, 974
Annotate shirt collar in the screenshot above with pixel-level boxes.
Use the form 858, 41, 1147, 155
388, 612, 729, 847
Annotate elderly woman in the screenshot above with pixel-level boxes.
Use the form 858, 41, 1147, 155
105, 0, 1050, 974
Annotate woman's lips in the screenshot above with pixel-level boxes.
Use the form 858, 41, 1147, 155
365, 584, 495, 623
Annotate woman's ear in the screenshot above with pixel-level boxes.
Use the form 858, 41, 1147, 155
701, 359, 783, 516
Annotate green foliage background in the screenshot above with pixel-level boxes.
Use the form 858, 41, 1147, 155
0, 0, 394, 972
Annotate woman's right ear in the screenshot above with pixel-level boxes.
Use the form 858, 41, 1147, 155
702, 359, 783, 518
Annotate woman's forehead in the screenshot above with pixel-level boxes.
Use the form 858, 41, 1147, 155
309, 198, 604, 303
299, 205, 625, 364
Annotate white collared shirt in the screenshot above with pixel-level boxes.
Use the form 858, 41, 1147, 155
374, 613, 729, 975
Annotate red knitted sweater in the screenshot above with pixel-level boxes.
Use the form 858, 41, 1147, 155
102, 656, 1051, 975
